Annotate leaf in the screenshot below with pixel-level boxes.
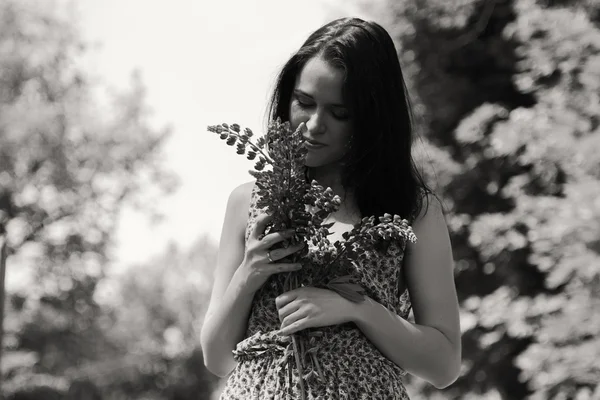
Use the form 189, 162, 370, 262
326, 282, 366, 303
327, 275, 353, 284
335, 282, 365, 292
302, 369, 319, 382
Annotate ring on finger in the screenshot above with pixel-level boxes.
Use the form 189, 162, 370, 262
267, 251, 274, 263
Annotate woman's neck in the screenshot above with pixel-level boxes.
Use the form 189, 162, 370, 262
312, 166, 343, 196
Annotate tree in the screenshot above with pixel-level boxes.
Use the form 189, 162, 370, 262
0, 0, 178, 395
86, 236, 219, 399
332, 0, 600, 398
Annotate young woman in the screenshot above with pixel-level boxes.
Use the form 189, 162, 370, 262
201, 17, 461, 399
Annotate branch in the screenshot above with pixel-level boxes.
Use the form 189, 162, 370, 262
413, 0, 497, 53
445, 0, 497, 52
12, 151, 132, 250
15, 208, 79, 250
0, 235, 8, 373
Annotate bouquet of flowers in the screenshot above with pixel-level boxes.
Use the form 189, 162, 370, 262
208, 119, 417, 397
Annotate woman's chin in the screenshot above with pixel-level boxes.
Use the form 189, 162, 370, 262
303, 156, 322, 168
304, 154, 342, 169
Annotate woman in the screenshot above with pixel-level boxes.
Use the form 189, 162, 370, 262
201, 17, 461, 399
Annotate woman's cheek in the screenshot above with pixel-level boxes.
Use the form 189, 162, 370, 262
290, 103, 308, 127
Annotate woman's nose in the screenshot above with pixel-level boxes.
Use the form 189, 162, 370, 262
305, 111, 325, 135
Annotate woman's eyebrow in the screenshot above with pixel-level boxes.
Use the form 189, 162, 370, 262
293, 89, 346, 108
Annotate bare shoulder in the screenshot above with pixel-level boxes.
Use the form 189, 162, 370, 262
230, 180, 255, 204
405, 192, 450, 261
413, 193, 446, 226
227, 180, 256, 231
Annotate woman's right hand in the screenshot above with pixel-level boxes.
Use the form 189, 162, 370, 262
237, 213, 305, 295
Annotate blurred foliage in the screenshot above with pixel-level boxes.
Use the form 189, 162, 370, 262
0, 0, 218, 398
3, 0, 599, 398
339, 0, 600, 399
2, 237, 220, 399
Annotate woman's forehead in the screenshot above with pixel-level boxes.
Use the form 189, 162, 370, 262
295, 57, 345, 104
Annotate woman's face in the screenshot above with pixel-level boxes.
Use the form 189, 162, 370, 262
289, 56, 353, 168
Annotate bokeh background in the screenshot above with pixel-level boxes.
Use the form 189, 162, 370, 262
1, 0, 599, 399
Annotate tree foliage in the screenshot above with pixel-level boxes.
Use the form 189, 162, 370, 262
0, 0, 222, 398
78, 236, 220, 399
341, 0, 600, 399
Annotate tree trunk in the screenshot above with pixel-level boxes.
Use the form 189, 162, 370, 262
0, 234, 7, 385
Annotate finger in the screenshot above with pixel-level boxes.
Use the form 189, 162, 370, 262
277, 316, 310, 336
280, 308, 306, 330
251, 213, 273, 240
277, 300, 300, 322
275, 289, 301, 309
259, 229, 296, 249
261, 262, 302, 277
268, 241, 305, 262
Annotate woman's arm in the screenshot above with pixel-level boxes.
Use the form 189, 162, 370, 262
200, 182, 254, 377
200, 182, 304, 377
352, 195, 461, 388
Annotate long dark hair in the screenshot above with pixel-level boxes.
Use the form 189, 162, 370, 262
267, 17, 432, 222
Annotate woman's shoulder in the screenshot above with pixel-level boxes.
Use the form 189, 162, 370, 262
230, 180, 256, 199
404, 191, 449, 259
227, 180, 256, 213
223, 180, 257, 241
412, 190, 445, 226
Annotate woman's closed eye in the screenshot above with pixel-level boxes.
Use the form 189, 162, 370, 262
331, 108, 349, 120
294, 95, 314, 108
294, 97, 349, 121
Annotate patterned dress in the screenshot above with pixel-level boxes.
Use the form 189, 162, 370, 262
219, 183, 413, 399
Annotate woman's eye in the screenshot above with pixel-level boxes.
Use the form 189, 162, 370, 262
333, 110, 349, 120
293, 94, 313, 108
297, 99, 313, 108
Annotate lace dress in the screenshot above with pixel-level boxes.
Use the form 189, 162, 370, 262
219, 183, 413, 399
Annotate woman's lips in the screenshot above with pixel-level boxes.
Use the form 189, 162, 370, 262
304, 139, 326, 150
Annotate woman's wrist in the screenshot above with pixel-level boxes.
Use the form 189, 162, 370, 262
231, 266, 257, 299
349, 295, 375, 324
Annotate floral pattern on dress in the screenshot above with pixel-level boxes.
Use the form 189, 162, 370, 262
219, 182, 413, 399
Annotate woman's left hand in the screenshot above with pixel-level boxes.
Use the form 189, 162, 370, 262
275, 286, 357, 336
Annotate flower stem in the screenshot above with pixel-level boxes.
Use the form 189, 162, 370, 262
311, 352, 325, 382
285, 272, 307, 400
291, 335, 307, 400
228, 130, 274, 165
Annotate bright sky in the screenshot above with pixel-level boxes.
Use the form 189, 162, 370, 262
73, 0, 370, 271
